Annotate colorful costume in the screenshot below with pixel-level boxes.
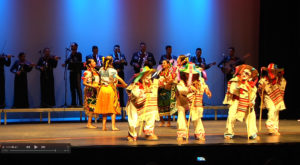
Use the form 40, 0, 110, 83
176, 63, 210, 140
158, 66, 176, 116
223, 64, 259, 139
95, 67, 121, 115
259, 63, 286, 135
126, 66, 159, 140
82, 69, 100, 116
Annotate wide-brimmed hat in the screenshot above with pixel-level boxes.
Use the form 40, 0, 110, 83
233, 64, 259, 85
179, 62, 203, 75
261, 63, 284, 79
134, 66, 156, 83
179, 62, 205, 85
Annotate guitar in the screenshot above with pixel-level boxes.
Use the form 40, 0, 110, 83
222, 53, 251, 74
203, 62, 216, 70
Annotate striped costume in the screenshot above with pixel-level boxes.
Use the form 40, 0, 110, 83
126, 79, 160, 139
223, 77, 258, 139
259, 77, 286, 134
176, 78, 208, 139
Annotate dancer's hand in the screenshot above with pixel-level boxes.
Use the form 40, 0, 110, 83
206, 89, 212, 98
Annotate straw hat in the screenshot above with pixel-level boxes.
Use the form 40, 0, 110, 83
134, 66, 156, 83
233, 64, 259, 80
261, 63, 284, 79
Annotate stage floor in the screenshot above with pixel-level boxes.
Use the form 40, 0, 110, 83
1, 119, 300, 146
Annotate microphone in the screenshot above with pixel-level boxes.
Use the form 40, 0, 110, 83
65, 48, 71, 51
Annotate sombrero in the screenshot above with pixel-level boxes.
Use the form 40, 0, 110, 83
261, 63, 284, 79
133, 66, 156, 83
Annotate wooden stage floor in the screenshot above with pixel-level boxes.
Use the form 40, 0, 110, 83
1, 119, 300, 146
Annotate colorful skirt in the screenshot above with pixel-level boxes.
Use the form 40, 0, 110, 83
158, 88, 171, 116
95, 84, 121, 115
83, 87, 97, 116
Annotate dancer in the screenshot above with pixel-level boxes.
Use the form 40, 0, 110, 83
157, 60, 176, 127
126, 66, 160, 141
223, 64, 259, 140
176, 63, 212, 141
95, 56, 127, 131
82, 59, 100, 129
259, 63, 286, 135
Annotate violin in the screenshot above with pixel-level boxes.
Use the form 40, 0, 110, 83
0, 53, 15, 58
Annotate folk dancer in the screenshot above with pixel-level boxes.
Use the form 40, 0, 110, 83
95, 56, 127, 131
259, 63, 286, 135
157, 60, 176, 127
223, 64, 260, 140
82, 59, 100, 129
176, 63, 212, 141
126, 66, 160, 141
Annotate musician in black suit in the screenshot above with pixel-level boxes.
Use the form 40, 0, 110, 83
158, 45, 177, 65
63, 42, 83, 107
218, 47, 244, 82
85, 45, 103, 71
130, 42, 156, 73
190, 48, 216, 70
10, 52, 34, 108
0, 54, 12, 108
111, 44, 127, 107
36, 48, 59, 108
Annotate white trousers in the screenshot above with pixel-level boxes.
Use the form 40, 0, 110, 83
264, 96, 280, 133
127, 106, 156, 138
177, 105, 205, 138
225, 100, 258, 137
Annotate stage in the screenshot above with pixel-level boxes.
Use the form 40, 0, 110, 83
0, 120, 300, 164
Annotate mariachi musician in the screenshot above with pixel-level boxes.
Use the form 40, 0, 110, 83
0, 53, 13, 108
218, 47, 249, 82
10, 52, 35, 108
36, 48, 60, 108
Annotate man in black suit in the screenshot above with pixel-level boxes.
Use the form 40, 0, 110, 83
63, 42, 83, 107
130, 42, 156, 73
0, 54, 12, 108
85, 45, 103, 71
111, 44, 127, 107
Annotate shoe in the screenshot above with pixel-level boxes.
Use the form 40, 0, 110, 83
87, 124, 97, 129
145, 134, 158, 140
112, 127, 120, 131
224, 134, 234, 139
269, 132, 280, 136
177, 137, 184, 142
166, 122, 171, 127
249, 134, 260, 140
102, 127, 108, 131
195, 134, 205, 141
127, 136, 137, 142
159, 122, 165, 127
